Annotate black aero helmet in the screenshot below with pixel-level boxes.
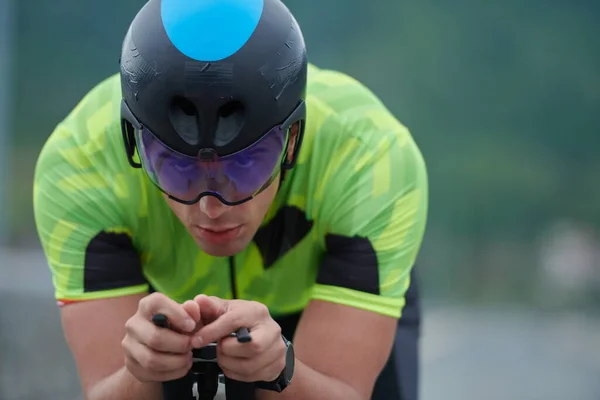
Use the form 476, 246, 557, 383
120, 0, 307, 205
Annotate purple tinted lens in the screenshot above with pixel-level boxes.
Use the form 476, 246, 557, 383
135, 126, 286, 203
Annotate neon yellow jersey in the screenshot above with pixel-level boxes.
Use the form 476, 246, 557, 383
33, 64, 428, 318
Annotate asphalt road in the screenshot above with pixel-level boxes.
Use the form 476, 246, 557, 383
1, 249, 599, 400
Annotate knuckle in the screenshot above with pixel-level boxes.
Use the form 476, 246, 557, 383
272, 323, 282, 336
138, 294, 151, 308
253, 301, 269, 317
146, 328, 162, 349
124, 317, 135, 333
249, 338, 265, 353
149, 292, 166, 301
139, 351, 158, 371
139, 292, 165, 311
121, 336, 130, 352
137, 299, 149, 315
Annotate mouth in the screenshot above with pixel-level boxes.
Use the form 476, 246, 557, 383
192, 225, 242, 245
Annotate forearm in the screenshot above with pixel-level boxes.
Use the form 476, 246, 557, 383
256, 359, 363, 400
87, 366, 162, 400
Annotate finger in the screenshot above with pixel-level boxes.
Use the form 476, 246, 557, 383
124, 334, 193, 372
138, 292, 197, 333
218, 336, 247, 357
127, 314, 193, 354
219, 325, 281, 359
194, 294, 228, 322
195, 301, 267, 346
182, 300, 201, 332
193, 312, 241, 347
182, 300, 200, 322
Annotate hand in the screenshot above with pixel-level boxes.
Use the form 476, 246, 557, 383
122, 292, 200, 382
193, 295, 287, 383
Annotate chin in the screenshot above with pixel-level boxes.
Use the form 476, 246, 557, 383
195, 237, 248, 257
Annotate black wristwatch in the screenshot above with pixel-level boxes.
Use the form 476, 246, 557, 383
255, 335, 295, 392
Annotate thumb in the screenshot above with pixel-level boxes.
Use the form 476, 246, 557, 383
182, 300, 201, 332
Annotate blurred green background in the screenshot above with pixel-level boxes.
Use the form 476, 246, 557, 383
1, 0, 599, 399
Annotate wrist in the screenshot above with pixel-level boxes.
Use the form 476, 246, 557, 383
256, 335, 295, 392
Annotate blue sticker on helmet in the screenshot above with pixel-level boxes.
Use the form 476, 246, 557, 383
161, 0, 264, 62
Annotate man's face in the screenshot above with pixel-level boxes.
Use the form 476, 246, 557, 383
165, 125, 299, 257
165, 174, 280, 257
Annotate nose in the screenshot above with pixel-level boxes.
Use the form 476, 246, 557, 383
199, 195, 229, 219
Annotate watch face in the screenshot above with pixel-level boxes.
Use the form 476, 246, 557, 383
284, 342, 295, 383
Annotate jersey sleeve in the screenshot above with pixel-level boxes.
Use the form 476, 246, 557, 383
310, 103, 428, 319
33, 78, 149, 306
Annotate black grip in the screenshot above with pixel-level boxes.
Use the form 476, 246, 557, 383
235, 327, 252, 343
152, 313, 169, 328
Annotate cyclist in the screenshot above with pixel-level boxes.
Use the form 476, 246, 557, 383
33, 0, 428, 399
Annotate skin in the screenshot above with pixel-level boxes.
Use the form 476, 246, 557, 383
165, 175, 280, 257
61, 124, 398, 399
166, 126, 298, 257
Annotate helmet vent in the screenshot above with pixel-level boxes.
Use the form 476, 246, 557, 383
169, 96, 200, 146
214, 101, 245, 147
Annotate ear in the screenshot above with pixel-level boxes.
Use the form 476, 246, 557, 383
286, 122, 300, 163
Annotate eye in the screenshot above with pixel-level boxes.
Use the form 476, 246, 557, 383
171, 160, 195, 172
235, 155, 254, 168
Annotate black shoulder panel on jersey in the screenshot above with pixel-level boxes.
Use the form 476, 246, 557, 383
317, 234, 380, 295
253, 206, 313, 268
84, 231, 146, 292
